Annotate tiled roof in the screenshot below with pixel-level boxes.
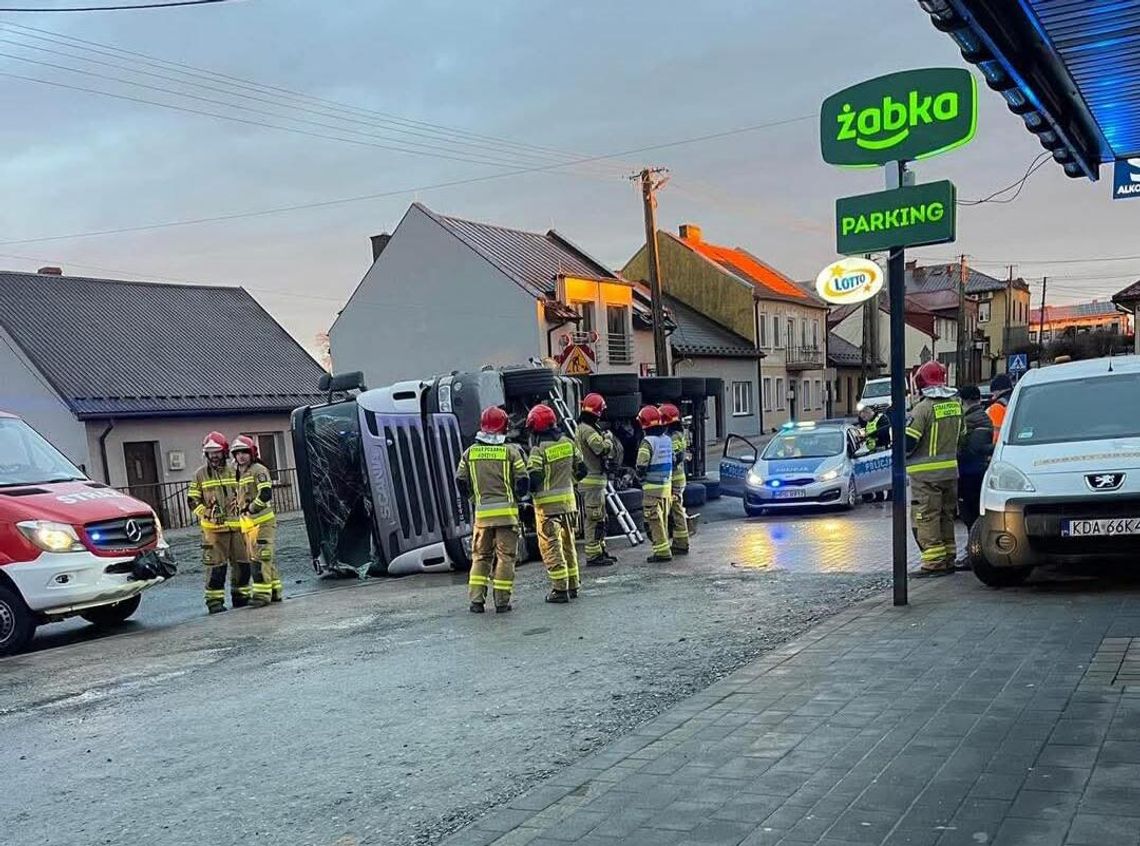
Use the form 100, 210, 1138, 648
665, 231, 815, 304
417, 203, 619, 299
667, 296, 762, 359
0, 271, 327, 419
906, 263, 1023, 295
1031, 301, 1121, 323
828, 333, 882, 367
1113, 279, 1140, 304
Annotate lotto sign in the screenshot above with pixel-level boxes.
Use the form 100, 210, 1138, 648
821, 68, 977, 167
815, 258, 884, 305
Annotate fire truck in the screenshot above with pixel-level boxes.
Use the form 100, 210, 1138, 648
290, 364, 720, 577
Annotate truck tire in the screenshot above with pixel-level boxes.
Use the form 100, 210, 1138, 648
702, 479, 721, 500
591, 373, 640, 394
0, 586, 36, 656
966, 522, 1032, 587
639, 377, 683, 402
445, 535, 472, 572
501, 367, 556, 399
603, 392, 641, 420
80, 594, 142, 628
680, 377, 707, 399
682, 482, 707, 508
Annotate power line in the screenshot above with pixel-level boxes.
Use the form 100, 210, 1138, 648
0, 113, 815, 246
958, 153, 1051, 206
0, 0, 235, 10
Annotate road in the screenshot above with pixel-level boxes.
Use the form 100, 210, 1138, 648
1, 500, 911, 846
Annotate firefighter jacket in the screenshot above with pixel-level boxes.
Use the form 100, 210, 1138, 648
636, 433, 674, 495
188, 463, 238, 531
905, 392, 963, 481
456, 438, 529, 528
575, 420, 613, 490
235, 461, 275, 526
527, 434, 584, 517
670, 429, 689, 487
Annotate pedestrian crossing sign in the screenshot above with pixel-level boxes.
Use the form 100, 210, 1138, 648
559, 344, 596, 376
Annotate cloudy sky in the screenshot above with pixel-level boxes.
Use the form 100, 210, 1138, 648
0, 0, 1136, 356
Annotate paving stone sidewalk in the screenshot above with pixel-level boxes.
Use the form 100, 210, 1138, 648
442, 576, 1140, 846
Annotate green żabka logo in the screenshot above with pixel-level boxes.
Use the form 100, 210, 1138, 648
821, 68, 977, 166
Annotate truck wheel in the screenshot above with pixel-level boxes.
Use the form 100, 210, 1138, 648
639, 377, 683, 402
680, 377, 707, 399
445, 535, 472, 572
702, 479, 721, 500
80, 594, 142, 627
0, 586, 36, 656
602, 392, 641, 420
501, 367, 556, 399
683, 483, 707, 508
590, 373, 640, 394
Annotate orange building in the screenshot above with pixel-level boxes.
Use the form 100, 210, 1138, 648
1030, 301, 1132, 343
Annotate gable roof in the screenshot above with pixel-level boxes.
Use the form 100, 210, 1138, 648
906, 263, 1027, 295
0, 271, 326, 419
827, 332, 883, 368
666, 296, 763, 359
416, 202, 621, 300
663, 230, 819, 306
1031, 300, 1122, 324
1113, 279, 1140, 306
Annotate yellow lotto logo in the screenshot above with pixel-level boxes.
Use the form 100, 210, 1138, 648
815, 258, 884, 305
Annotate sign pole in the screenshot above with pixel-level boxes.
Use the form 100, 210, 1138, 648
886, 160, 909, 607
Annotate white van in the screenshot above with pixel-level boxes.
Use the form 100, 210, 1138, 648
856, 377, 893, 413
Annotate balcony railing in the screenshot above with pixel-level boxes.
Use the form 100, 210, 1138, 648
604, 332, 634, 366
785, 345, 825, 370
115, 467, 301, 530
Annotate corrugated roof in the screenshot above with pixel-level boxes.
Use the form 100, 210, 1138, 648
1031, 300, 1121, 323
0, 271, 327, 419
665, 231, 816, 304
906, 263, 1020, 295
417, 203, 618, 299
667, 296, 762, 359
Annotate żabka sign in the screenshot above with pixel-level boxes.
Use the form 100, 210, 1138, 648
815, 258, 884, 306
821, 68, 977, 167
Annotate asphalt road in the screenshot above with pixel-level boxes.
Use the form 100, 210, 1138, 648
0, 499, 907, 846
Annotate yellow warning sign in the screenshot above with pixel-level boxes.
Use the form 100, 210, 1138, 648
560, 345, 596, 376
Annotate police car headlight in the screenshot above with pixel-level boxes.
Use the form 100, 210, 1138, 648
746, 470, 763, 487
986, 461, 1036, 493
18, 520, 86, 553
818, 469, 840, 482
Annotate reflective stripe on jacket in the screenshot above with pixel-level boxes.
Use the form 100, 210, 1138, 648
575, 421, 612, 488
670, 430, 688, 486
637, 434, 674, 494
527, 436, 581, 516
456, 442, 527, 527
905, 397, 963, 481
235, 461, 276, 526
188, 463, 237, 531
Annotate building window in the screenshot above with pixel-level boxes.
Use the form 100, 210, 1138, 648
759, 313, 768, 348
775, 377, 785, 410
772, 314, 782, 348
250, 432, 283, 476
573, 302, 594, 332
978, 301, 991, 323
787, 318, 795, 351
814, 379, 823, 410
762, 377, 773, 411
834, 378, 841, 403
732, 381, 754, 417
812, 320, 819, 350
606, 305, 632, 365
801, 319, 808, 349
801, 379, 810, 410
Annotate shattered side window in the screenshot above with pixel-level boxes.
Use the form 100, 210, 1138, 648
303, 402, 372, 575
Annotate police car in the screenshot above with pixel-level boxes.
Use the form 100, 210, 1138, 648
720, 422, 892, 516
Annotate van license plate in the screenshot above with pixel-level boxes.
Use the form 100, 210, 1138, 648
1061, 518, 1140, 537
773, 489, 806, 500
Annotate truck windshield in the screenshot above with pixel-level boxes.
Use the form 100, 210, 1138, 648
1007, 372, 1140, 445
862, 380, 892, 399
0, 418, 85, 487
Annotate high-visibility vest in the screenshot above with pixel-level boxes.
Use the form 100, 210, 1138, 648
637, 433, 674, 494
235, 461, 276, 527
456, 442, 528, 527
905, 397, 963, 481
188, 464, 237, 531
528, 435, 581, 516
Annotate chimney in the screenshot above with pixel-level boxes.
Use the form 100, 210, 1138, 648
678, 223, 702, 243
37, 266, 62, 275
369, 233, 391, 262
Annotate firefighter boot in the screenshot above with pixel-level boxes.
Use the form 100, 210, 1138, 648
545, 589, 570, 604
469, 602, 485, 614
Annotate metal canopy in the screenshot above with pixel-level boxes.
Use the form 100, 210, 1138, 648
920, 0, 1140, 180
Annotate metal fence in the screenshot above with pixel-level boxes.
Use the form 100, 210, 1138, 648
116, 467, 302, 530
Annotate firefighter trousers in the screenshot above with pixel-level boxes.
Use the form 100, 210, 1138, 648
910, 476, 958, 571
668, 485, 690, 552
643, 489, 672, 559
581, 484, 608, 561
202, 529, 251, 611
245, 520, 280, 607
537, 512, 580, 592
469, 525, 519, 607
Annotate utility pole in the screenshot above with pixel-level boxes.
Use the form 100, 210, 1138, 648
634, 167, 670, 376
1005, 265, 1014, 372
957, 254, 968, 385
1037, 276, 1048, 346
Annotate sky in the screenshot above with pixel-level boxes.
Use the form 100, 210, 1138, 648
0, 0, 1137, 358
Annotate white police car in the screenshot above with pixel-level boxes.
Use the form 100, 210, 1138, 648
720, 422, 893, 516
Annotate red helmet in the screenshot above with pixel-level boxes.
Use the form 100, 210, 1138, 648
637, 405, 662, 429
658, 403, 681, 425
581, 393, 606, 416
480, 406, 509, 435
914, 361, 948, 391
202, 431, 229, 455
525, 404, 557, 433
230, 434, 259, 460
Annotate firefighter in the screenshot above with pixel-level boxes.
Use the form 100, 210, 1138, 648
525, 403, 586, 604
905, 361, 964, 577
231, 435, 280, 608
456, 406, 529, 613
659, 403, 690, 556
636, 405, 674, 563
575, 392, 616, 567
187, 432, 250, 613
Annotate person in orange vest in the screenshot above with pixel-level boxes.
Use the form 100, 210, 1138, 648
987, 374, 1012, 443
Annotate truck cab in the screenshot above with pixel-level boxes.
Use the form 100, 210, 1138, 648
0, 412, 174, 655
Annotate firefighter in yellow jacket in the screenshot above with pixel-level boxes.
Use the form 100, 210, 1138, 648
526, 403, 586, 604
575, 393, 616, 567
906, 361, 964, 577
456, 406, 530, 613
231, 435, 280, 607
636, 405, 674, 563
187, 431, 250, 613
659, 403, 690, 556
